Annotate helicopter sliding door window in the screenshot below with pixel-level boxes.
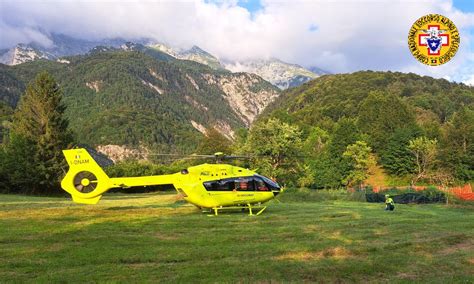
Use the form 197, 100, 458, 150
203, 178, 235, 191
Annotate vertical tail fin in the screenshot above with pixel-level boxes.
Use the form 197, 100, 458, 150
61, 148, 115, 204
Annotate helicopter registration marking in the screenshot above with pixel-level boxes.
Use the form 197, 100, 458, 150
73, 159, 90, 165
237, 194, 254, 197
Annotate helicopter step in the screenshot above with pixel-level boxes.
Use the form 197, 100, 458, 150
206, 203, 267, 216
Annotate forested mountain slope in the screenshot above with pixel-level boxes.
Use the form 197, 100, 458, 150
261, 71, 474, 184
0, 50, 279, 152
265, 71, 473, 124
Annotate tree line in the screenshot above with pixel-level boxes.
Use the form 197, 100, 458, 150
231, 116, 469, 189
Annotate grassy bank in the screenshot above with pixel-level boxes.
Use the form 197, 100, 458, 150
0, 193, 473, 283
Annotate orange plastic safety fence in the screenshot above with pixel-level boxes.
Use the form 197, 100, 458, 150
366, 184, 473, 201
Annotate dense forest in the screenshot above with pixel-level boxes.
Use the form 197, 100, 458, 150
0, 49, 278, 152
256, 71, 474, 187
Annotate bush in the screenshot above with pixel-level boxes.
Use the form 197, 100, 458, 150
365, 186, 446, 204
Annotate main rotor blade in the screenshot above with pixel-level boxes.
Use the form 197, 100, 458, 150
147, 153, 311, 161
148, 153, 216, 158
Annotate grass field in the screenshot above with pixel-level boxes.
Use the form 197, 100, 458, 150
0, 192, 473, 283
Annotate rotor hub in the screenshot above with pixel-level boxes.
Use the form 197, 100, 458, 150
81, 178, 91, 187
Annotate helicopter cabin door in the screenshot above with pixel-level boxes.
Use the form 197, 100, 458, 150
233, 177, 256, 205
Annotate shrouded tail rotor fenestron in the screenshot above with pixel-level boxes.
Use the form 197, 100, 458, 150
73, 171, 98, 193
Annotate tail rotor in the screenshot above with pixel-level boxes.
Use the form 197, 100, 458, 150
73, 171, 98, 193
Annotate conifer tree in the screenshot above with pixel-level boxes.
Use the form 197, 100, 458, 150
8, 71, 72, 194
380, 126, 420, 175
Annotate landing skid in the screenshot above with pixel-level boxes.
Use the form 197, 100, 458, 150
205, 203, 267, 216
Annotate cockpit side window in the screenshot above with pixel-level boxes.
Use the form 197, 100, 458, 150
203, 179, 235, 191
255, 175, 281, 191
254, 178, 269, 191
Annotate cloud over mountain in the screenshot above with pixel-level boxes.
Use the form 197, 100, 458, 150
1, 0, 473, 83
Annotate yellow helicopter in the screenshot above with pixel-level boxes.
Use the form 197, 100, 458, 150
61, 148, 282, 215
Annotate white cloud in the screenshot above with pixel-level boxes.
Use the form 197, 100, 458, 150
0, 22, 53, 49
464, 74, 474, 86
0, 0, 473, 82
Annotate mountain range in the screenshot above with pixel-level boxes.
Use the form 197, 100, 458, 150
0, 48, 279, 153
0, 33, 327, 90
1, 39, 473, 164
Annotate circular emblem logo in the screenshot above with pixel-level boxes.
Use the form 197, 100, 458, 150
408, 14, 460, 66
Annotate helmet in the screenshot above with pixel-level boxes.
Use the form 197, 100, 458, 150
385, 194, 390, 198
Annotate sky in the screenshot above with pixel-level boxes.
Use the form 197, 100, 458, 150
1, 0, 473, 85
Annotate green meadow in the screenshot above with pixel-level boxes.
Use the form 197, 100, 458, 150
0, 192, 473, 283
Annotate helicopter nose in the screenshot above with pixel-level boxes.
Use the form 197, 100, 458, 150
272, 184, 282, 196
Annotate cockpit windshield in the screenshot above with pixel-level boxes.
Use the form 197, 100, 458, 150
255, 174, 281, 191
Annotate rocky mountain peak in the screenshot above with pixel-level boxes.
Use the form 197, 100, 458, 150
224, 58, 323, 90
0, 44, 54, 65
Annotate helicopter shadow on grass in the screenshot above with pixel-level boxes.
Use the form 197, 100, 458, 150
102, 194, 157, 200
105, 201, 286, 217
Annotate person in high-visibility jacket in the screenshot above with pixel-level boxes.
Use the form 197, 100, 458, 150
385, 194, 395, 211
